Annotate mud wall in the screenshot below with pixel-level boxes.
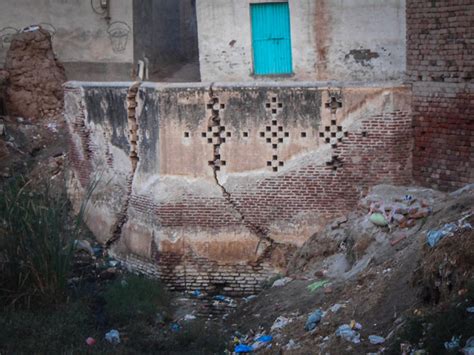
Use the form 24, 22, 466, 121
65, 81, 412, 295
196, 0, 406, 82
407, 0, 474, 191
0, 0, 133, 81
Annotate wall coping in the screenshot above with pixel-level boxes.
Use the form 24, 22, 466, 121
64, 80, 409, 90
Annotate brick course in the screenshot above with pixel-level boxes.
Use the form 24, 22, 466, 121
407, 0, 474, 190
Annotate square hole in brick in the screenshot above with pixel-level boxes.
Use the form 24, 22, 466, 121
221, 160, 226, 166
278, 126, 283, 131
207, 138, 213, 143
272, 144, 277, 149
272, 97, 277, 103
266, 103, 271, 108
215, 154, 220, 160
331, 120, 336, 125
266, 126, 271, 131
184, 132, 190, 138
301, 132, 307, 138
273, 167, 278, 172
279, 161, 284, 167
226, 132, 231, 137
272, 120, 277, 126
213, 132, 219, 137
215, 166, 220, 171
208, 161, 214, 166
319, 132, 324, 137
272, 109, 277, 114
331, 132, 336, 137
208, 127, 212, 132
243, 132, 249, 137
278, 138, 283, 143
284, 132, 289, 137
267, 161, 272, 166
207, 104, 213, 109
325, 137, 330, 143
201, 132, 207, 137
221, 137, 226, 143
220, 104, 225, 109
331, 143, 338, 148
266, 138, 271, 143
337, 126, 343, 131
278, 103, 283, 108
272, 155, 278, 160
325, 126, 330, 132
344, 131, 349, 137
272, 132, 277, 137
260, 132, 265, 137
362, 131, 367, 137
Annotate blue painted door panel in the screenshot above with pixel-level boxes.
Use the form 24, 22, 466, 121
251, 2, 292, 75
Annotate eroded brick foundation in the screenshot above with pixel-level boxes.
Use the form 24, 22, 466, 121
65, 82, 412, 294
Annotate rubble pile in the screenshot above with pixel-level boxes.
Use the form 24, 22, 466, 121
4, 27, 66, 119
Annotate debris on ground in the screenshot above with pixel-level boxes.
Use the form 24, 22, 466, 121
272, 276, 292, 288
304, 309, 323, 331
105, 329, 120, 344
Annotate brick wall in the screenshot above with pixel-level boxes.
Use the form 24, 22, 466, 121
407, 0, 474, 190
65, 82, 412, 294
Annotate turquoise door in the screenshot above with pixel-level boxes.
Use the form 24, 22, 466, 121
250, 2, 292, 75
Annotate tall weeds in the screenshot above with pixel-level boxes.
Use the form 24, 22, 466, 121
0, 176, 94, 309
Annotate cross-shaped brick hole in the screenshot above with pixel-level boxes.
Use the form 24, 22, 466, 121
325, 95, 342, 114
259, 119, 289, 172
265, 96, 284, 116
319, 119, 348, 149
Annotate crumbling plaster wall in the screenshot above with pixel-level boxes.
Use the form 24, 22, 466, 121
196, 0, 406, 82
65, 81, 412, 294
0, 0, 133, 80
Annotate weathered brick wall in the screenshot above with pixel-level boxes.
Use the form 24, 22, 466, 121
407, 0, 474, 190
65, 82, 412, 295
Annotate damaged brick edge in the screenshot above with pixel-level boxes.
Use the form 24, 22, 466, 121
105, 81, 141, 250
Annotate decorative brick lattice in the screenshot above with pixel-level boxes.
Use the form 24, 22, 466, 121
261, 97, 287, 172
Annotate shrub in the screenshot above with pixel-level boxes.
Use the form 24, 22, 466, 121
103, 274, 170, 324
0, 176, 90, 309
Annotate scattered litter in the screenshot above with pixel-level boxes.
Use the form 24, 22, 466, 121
461, 337, 474, 355
307, 280, 329, 292
243, 295, 257, 302
234, 344, 253, 353
74, 239, 94, 255
105, 329, 120, 344
350, 320, 362, 330
284, 339, 300, 350
109, 260, 120, 267
0, 122, 4, 136
329, 303, 344, 313
85, 337, 96, 346
213, 295, 233, 304
120, 279, 128, 287
183, 314, 196, 321
47, 122, 58, 132
369, 213, 388, 227
22, 25, 40, 32
368, 335, 385, 344
426, 220, 472, 247
252, 335, 273, 350
192, 289, 202, 298
467, 307, 474, 313
270, 316, 290, 331
170, 323, 181, 332
444, 335, 461, 350
305, 309, 323, 331
336, 324, 361, 344
272, 277, 292, 288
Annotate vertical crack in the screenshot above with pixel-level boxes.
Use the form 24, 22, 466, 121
105, 81, 141, 249
206, 84, 276, 258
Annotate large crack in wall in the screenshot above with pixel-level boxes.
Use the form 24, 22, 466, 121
105, 81, 141, 249
206, 84, 279, 260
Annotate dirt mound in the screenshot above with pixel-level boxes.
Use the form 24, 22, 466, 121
4, 27, 66, 119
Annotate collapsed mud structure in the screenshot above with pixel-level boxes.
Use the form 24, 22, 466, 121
4, 28, 66, 119
65, 81, 412, 294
